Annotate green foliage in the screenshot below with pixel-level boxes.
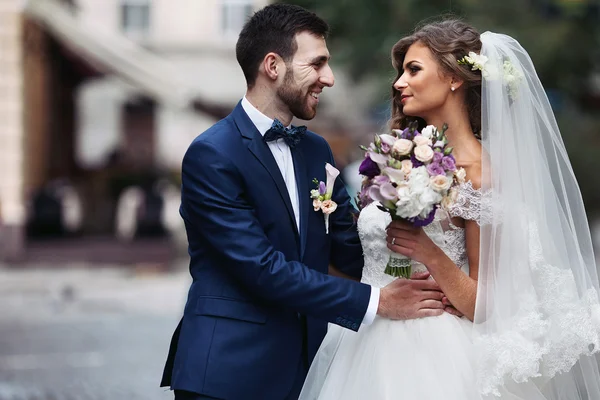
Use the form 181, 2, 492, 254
283, 0, 599, 98
279, 0, 600, 215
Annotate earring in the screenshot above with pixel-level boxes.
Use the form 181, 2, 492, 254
451, 87, 456, 92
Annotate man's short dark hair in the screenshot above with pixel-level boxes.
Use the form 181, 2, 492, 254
236, 4, 329, 88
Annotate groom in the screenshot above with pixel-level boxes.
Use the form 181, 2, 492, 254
161, 4, 445, 400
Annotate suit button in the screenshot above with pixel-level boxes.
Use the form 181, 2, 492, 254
335, 317, 342, 324
351, 323, 359, 330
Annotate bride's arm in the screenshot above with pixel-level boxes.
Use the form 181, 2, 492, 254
385, 169, 481, 321
424, 219, 479, 321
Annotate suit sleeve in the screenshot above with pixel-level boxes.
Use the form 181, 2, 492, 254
180, 140, 370, 330
326, 147, 365, 280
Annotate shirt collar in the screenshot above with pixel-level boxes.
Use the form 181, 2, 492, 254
241, 96, 275, 137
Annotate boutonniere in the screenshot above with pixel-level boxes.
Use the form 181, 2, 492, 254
310, 163, 339, 234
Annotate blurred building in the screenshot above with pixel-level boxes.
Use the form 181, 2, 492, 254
73, 0, 269, 170
0, 0, 266, 262
0, 0, 26, 261
0, 0, 376, 264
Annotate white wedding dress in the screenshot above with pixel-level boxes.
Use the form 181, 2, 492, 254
299, 182, 487, 400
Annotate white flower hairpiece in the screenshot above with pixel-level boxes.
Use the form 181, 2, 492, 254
457, 52, 523, 101
458, 52, 489, 76
502, 59, 524, 101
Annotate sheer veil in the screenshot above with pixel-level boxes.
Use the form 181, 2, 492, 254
475, 32, 600, 398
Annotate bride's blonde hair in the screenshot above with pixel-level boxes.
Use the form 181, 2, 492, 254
390, 19, 482, 136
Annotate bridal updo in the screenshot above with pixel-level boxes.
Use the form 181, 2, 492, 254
390, 19, 482, 136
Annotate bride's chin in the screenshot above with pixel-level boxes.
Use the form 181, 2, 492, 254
401, 105, 417, 116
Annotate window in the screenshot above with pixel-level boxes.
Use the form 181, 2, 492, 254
121, 0, 151, 38
221, 0, 253, 38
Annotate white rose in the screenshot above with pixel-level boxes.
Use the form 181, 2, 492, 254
421, 125, 436, 139
429, 175, 452, 193
392, 139, 414, 156
441, 187, 459, 210
414, 145, 434, 163
313, 199, 322, 211
320, 200, 338, 215
455, 167, 466, 184
413, 135, 432, 147
400, 159, 413, 176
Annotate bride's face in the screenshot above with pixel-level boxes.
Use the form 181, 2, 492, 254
393, 42, 453, 119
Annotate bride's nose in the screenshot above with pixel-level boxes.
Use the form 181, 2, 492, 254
394, 76, 408, 91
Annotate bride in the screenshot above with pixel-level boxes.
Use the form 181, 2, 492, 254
300, 19, 600, 399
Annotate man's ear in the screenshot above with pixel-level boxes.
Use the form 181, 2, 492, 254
263, 52, 283, 81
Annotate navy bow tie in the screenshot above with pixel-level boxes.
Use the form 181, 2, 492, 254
263, 119, 306, 148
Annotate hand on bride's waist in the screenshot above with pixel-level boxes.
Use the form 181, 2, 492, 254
377, 271, 445, 320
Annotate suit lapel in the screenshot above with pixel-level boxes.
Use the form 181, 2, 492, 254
291, 147, 309, 260
232, 102, 300, 238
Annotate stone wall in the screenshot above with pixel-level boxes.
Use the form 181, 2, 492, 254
0, 0, 25, 261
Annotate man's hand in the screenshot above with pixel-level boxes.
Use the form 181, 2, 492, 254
377, 272, 444, 320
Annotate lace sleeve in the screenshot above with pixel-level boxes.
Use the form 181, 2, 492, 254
447, 181, 492, 225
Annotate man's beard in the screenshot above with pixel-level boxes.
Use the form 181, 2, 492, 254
276, 69, 317, 120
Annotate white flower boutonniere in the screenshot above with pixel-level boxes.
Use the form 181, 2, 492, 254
310, 163, 339, 234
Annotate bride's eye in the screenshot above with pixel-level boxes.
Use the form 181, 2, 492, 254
409, 66, 421, 74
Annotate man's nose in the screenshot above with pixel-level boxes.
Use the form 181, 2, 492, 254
320, 64, 335, 87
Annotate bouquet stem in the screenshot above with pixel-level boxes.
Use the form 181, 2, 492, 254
384, 253, 412, 278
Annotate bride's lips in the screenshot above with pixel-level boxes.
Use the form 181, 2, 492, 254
401, 95, 412, 103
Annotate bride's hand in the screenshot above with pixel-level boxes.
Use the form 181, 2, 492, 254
385, 220, 445, 266
442, 296, 464, 317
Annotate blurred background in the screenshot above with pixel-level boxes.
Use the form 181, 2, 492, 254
0, 0, 599, 398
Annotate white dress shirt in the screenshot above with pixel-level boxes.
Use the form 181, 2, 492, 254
241, 97, 379, 326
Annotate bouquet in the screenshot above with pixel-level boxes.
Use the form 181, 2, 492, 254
357, 122, 466, 278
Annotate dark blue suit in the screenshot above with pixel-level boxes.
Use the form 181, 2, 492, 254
161, 102, 371, 399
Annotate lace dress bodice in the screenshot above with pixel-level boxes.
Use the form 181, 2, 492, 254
358, 182, 486, 288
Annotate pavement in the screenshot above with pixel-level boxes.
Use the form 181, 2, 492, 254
0, 260, 192, 400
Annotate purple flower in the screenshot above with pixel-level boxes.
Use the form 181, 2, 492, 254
379, 182, 398, 201
434, 140, 445, 148
410, 154, 424, 168
411, 207, 437, 227
373, 175, 391, 186
357, 183, 374, 209
400, 128, 411, 139
427, 163, 445, 176
433, 151, 443, 164
359, 155, 380, 178
441, 155, 456, 171
379, 134, 396, 154
319, 181, 326, 195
